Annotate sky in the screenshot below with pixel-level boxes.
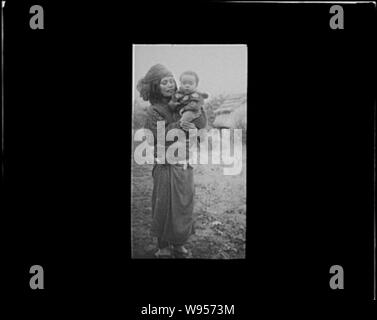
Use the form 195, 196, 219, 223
133, 45, 247, 101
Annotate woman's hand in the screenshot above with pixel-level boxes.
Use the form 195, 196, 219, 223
180, 121, 196, 132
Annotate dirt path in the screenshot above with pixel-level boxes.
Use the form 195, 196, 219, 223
131, 148, 246, 259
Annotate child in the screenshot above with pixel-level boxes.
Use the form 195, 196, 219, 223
169, 70, 208, 169
169, 70, 208, 121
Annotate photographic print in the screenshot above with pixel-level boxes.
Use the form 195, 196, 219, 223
131, 45, 247, 259
3, 0, 376, 309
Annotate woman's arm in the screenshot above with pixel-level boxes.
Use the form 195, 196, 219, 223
145, 107, 182, 148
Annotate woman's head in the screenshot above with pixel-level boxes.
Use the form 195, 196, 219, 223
137, 64, 176, 104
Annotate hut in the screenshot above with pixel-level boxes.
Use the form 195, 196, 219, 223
212, 93, 247, 129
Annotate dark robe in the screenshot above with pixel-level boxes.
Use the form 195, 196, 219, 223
144, 102, 207, 245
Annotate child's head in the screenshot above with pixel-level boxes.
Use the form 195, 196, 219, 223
179, 71, 199, 92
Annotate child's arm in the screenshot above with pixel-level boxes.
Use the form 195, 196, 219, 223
180, 110, 200, 122
183, 101, 202, 112
180, 93, 204, 115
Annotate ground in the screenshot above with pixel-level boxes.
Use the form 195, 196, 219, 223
131, 144, 246, 259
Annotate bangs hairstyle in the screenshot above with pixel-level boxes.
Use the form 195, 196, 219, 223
179, 71, 199, 86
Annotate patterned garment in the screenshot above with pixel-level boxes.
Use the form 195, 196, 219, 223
171, 89, 209, 114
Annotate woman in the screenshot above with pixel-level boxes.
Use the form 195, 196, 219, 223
137, 64, 207, 258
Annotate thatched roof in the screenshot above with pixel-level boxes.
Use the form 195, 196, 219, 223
212, 93, 246, 129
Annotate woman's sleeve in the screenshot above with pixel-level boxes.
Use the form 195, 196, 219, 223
145, 108, 182, 147
192, 107, 207, 129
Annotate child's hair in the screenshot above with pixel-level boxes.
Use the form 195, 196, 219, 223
179, 70, 199, 86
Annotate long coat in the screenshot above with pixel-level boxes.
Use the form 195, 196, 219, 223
144, 102, 207, 245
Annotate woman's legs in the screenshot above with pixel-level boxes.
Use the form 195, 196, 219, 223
158, 237, 169, 249
157, 238, 189, 256
171, 239, 189, 255
155, 237, 171, 258
152, 164, 195, 258
173, 245, 188, 254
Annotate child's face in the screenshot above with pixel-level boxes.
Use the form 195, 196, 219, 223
180, 74, 197, 92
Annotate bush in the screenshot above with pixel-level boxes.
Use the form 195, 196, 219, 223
133, 100, 148, 129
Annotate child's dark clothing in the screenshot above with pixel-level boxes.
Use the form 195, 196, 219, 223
169, 88, 208, 117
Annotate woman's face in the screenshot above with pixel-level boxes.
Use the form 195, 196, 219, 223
159, 76, 176, 97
